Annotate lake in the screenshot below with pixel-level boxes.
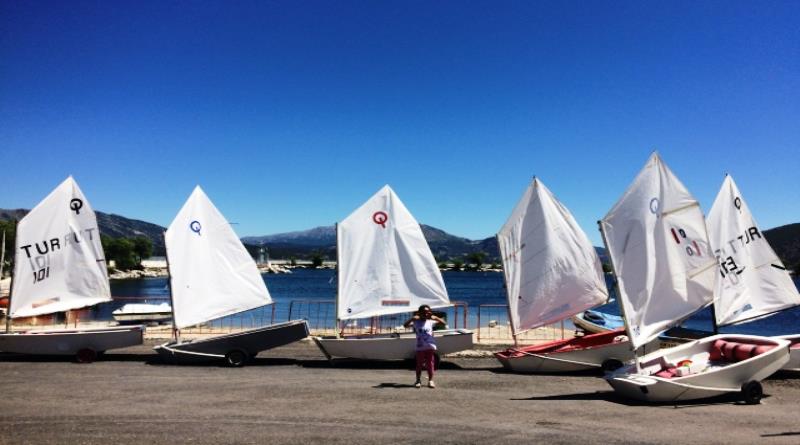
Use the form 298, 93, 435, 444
107, 269, 800, 335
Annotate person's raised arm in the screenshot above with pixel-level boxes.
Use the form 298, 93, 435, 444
403, 314, 420, 328
431, 315, 446, 326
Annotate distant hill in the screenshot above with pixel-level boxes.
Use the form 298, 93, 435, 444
244, 224, 501, 262
243, 224, 612, 263
1, 208, 167, 255
243, 225, 335, 247
764, 223, 800, 269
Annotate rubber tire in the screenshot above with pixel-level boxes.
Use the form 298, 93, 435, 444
433, 353, 441, 370
742, 381, 763, 405
601, 359, 624, 373
225, 350, 248, 367
76, 348, 97, 364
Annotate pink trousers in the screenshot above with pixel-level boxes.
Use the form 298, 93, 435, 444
416, 349, 436, 378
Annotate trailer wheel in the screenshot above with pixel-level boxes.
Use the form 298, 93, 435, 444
434, 353, 441, 370
741, 381, 763, 405
225, 350, 248, 367
601, 359, 623, 373
76, 348, 97, 364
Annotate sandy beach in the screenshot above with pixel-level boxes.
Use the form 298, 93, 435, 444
1, 339, 799, 445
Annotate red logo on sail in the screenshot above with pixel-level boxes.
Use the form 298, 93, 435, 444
372, 211, 388, 228
670, 226, 702, 257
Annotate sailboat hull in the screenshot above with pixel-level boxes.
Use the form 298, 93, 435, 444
658, 330, 800, 372
606, 334, 789, 403
571, 310, 625, 334
313, 329, 473, 361
154, 319, 309, 365
113, 312, 172, 324
112, 303, 172, 324
0, 325, 144, 356
494, 328, 651, 373
775, 334, 800, 371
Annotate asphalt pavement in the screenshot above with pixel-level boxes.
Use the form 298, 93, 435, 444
1, 340, 799, 444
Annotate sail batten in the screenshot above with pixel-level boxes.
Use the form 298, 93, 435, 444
600, 153, 717, 348
166, 186, 271, 329
10, 177, 111, 318
707, 175, 800, 327
497, 178, 608, 334
337, 185, 449, 321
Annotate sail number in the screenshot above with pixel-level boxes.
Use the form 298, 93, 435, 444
669, 226, 703, 257
33, 267, 51, 284
30, 254, 51, 284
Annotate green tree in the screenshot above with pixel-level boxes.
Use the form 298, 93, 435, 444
102, 236, 138, 270
310, 252, 324, 268
132, 237, 153, 263
450, 258, 464, 271
602, 263, 613, 273
0, 220, 17, 277
466, 251, 487, 270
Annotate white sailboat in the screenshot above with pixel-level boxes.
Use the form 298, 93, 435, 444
602, 153, 789, 404
313, 185, 473, 362
153, 186, 309, 366
494, 178, 639, 373
0, 177, 143, 362
707, 175, 800, 370
112, 302, 172, 324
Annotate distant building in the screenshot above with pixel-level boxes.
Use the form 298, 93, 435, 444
141, 256, 168, 269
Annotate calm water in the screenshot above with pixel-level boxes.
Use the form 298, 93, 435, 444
106, 269, 800, 334
106, 269, 508, 327
591, 277, 800, 336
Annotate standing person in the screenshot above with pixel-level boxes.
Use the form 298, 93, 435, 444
404, 304, 445, 388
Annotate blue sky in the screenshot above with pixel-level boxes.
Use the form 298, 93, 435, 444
1, 1, 798, 244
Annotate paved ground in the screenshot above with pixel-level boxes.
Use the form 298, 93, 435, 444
1, 340, 799, 445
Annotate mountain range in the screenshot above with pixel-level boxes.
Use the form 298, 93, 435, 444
242, 224, 503, 262
2, 208, 799, 268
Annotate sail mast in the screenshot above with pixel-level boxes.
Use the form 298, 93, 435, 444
0, 229, 5, 279
598, 220, 639, 369
162, 231, 178, 342
4, 221, 17, 333
334, 222, 341, 337
496, 233, 518, 347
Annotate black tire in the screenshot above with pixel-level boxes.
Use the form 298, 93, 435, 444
601, 359, 624, 373
225, 350, 248, 367
433, 353, 441, 370
742, 381, 763, 405
76, 348, 97, 364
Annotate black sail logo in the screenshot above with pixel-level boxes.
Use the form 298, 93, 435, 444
70, 198, 84, 215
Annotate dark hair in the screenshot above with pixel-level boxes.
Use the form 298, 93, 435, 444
418, 304, 431, 313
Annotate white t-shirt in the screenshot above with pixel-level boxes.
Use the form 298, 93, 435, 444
413, 319, 437, 351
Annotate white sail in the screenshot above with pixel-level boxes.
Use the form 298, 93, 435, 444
337, 185, 449, 320
600, 153, 717, 349
166, 186, 271, 329
497, 178, 608, 334
707, 175, 800, 326
10, 177, 111, 318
